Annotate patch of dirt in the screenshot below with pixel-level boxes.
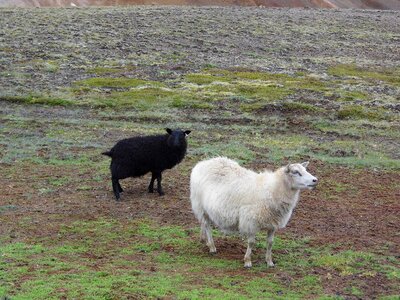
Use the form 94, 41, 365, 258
1, 160, 399, 250
287, 162, 400, 255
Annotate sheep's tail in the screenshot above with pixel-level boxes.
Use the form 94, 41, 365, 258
102, 150, 112, 157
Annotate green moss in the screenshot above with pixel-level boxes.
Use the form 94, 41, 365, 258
337, 105, 389, 121
235, 83, 291, 100
291, 76, 329, 91
83, 87, 173, 109
87, 65, 136, 75
184, 70, 333, 113
328, 64, 400, 86
187, 69, 293, 85
379, 296, 400, 300
75, 77, 163, 88
0, 95, 73, 106
185, 73, 230, 85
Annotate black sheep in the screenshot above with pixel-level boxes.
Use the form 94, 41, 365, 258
102, 128, 191, 200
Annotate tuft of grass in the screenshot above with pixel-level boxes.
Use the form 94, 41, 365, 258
312, 250, 375, 275
43, 61, 60, 73
282, 101, 322, 112
337, 90, 369, 102
247, 134, 312, 163
0, 205, 18, 213
236, 83, 292, 101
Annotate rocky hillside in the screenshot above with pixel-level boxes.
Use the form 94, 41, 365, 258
1, 0, 400, 9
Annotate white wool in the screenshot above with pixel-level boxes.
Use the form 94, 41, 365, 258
190, 157, 318, 268
190, 157, 299, 235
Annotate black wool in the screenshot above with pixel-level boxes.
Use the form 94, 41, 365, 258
102, 128, 191, 200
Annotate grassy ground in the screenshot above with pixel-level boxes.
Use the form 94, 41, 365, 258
1, 218, 398, 299
0, 6, 399, 300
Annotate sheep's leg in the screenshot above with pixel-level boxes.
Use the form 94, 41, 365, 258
156, 172, 165, 196
203, 219, 216, 254
148, 173, 156, 193
265, 228, 276, 267
117, 182, 123, 193
244, 235, 256, 268
200, 221, 207, 242
112, 178, 121, 201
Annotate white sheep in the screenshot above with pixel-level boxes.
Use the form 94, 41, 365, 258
190, 157, 318, 268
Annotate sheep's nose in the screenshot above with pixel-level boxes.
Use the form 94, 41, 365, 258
313, 178, 318, 183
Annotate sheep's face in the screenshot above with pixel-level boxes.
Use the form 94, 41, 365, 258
166, 128, 191, 148
285, 162, 318, 190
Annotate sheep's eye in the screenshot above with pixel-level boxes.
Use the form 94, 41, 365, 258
292, 170, 302, 176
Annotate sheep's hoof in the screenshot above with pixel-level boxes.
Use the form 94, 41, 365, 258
158, 192, 165, 196
148, 189, 154, 193
267, 261, 275, 267
208, 247, 217, 255
244, 261, 252, 268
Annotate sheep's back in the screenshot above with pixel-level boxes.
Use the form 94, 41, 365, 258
192, 157, 248, 183
190, 157, 259, 231
110, 135, 187, 172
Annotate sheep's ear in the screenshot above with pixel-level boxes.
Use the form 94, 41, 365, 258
166, 128, 173, 135
301, 161, 309, 168
184, 130, 191, 136
285, 164, 291, 173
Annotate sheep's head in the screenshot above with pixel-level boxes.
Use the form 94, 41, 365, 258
285, 161, 318, 190
166, 128, 191, 148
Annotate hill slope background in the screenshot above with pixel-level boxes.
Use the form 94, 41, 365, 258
1, 0, 400, 9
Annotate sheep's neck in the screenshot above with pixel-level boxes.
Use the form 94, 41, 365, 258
271, 170, 299, 205
264, 170, 300, 229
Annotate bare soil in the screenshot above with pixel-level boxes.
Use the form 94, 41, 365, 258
1, 161, 398, 252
